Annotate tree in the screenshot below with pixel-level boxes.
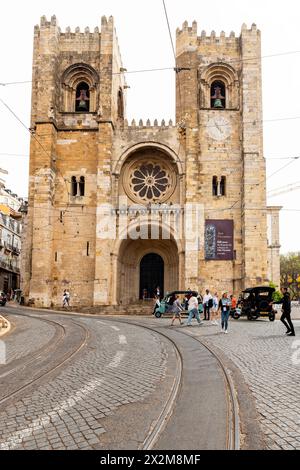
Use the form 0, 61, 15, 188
280, 252, 300, 300
269, 281, 283, 303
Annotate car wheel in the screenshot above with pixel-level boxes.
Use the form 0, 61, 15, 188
233, 312, 240, 320
155, 311, 161, 318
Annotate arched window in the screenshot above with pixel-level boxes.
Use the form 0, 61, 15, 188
211, 80, 226, 109
79, 176, 85, 196
220, 176, 226, 196
71, 176, 85, 197
212, 176, 218, 196
117, 88, 124, 119
75, 82, 90, 112
71, 176, 77, 196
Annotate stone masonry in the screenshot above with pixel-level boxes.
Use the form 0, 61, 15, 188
21, 15, 280, 308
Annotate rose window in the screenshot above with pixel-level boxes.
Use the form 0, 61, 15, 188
123, 158, 175, 203
131, 163, 170, 200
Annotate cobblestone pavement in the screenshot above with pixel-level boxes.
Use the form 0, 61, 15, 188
176, 317, 300, 450
0, 313, 169, 450
1, 312, 56, 363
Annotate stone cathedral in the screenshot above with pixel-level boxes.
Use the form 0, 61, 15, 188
21, 15, 281, 309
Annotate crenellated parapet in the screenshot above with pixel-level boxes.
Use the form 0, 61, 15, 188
176, 21, 260, 56
121, 118, 175, 131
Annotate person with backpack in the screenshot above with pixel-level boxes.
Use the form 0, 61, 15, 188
203, 289, 213, 321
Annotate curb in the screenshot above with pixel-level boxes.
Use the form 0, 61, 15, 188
0, 315, 11, 337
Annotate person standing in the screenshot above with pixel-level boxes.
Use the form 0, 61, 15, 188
62, 289, 70, 308
230, 294, 237, 310
152, 295, 160, 315
155, 286, 161, 300
171, 295, 183, 326
218, 292, 230, 333
277, 287, 295, 336
211, 292, 219, 325
186, 293, 202, 326
203, 289, 213, 321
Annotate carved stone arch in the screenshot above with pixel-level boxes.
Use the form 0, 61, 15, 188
61, 63, 99, 112
113, 142, 184, 176
199, 62, 239, 109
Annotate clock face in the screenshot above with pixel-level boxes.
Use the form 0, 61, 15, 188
207, 116, 231, 141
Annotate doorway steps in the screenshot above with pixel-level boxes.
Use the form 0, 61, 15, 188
77, 301, 154, 316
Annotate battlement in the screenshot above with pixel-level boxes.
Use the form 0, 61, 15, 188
34, 14, 114, 37
176, 21, 260, 51
176, 20, 198, 37
122, 119, 175, 130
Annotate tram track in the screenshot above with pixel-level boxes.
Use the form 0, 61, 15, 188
0, 310, 90, 408
89, 316, 240, 450
1, 308, 240, 450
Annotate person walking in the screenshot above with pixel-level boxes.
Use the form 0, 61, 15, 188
277, 287, 295, 336
155, 286, 161, 300
211, 292, 219, 325
186, 293, 202, 326
171, 295, 183, 326
62, 289, 70, 308
218, 292, 230, 333
203, 289, 213, 321
152, 295, 160, 315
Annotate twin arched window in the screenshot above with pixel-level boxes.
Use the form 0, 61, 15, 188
199, 63, 239, 110
212, 176, 226, 196
71, 176, 85, 197
62, 63, 99, 113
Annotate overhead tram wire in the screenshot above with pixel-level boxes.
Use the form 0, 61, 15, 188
2, 47, 300, 86
267, 156, 300, 180
0, 96, 72, 224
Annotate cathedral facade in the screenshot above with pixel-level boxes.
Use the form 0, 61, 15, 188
21, 15, 281, 308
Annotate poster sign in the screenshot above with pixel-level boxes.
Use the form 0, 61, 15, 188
205, 219, 234, 260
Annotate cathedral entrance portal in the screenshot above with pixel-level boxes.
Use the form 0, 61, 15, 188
139, 253, 164, 299
116, 238, 181, 305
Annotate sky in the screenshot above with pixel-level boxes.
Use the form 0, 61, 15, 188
0, 0, 299, 253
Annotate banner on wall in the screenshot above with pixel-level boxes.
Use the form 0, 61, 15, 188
205, 219, 234, 260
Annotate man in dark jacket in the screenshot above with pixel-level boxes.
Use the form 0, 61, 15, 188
278, 288, 295, 336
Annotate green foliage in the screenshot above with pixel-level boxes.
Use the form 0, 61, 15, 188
269, 281, 283, 303
280, 252, 300, 300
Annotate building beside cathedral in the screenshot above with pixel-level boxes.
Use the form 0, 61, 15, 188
21, 15, 281, 309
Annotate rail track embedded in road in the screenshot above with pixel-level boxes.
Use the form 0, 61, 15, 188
0, 311, 89, 408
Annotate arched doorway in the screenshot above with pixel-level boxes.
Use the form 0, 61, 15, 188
116, 237, 181, 305
139, 253, 164, 299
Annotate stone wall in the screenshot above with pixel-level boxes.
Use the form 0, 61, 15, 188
22, 16, 276, 308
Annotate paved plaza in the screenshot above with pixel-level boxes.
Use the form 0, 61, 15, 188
0, 305, 299, 450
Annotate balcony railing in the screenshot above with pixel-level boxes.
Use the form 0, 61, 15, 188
0, 259, 20, 273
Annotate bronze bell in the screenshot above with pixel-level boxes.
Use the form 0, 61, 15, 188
211, 86, 225, 108
77, 89, 89, 110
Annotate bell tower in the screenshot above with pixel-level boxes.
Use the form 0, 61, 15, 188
175, 21, 268, 292
23, 15, 127, 307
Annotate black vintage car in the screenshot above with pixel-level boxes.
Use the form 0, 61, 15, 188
238, 286, 277, 321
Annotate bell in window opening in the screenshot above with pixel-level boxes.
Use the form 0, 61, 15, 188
211, 81, 225, 108
75, 82, 90, 112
